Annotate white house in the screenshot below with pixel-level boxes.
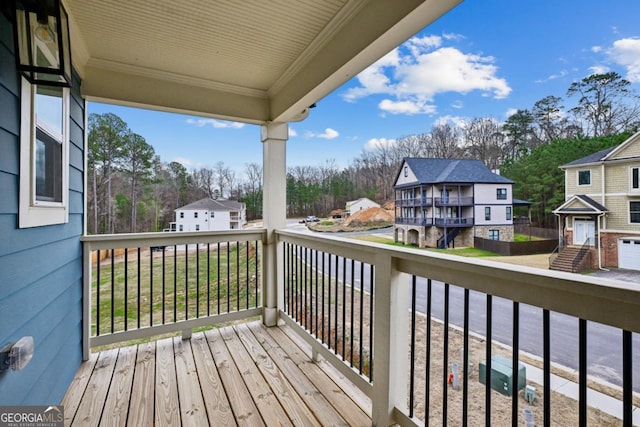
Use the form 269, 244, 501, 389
172, 198, 247, 232
346, 198, 380, 216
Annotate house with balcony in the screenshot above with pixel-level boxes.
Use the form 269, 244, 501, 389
1, 2, 639, 426
171, 198, 246, 232
394, 158, 515, 248
553, 132, 640, 271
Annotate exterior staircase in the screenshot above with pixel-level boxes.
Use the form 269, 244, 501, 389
437, 227, 462, 249
549, 245, 590, 273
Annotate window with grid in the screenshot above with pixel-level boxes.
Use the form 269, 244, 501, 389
631, 201, 640, 224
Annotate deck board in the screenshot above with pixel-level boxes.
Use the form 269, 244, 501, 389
60, 321, 372, 426
127, 342, 155, 427
100, 345, 136, 427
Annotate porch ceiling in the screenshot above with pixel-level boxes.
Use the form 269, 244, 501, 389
65, 0, 461, 123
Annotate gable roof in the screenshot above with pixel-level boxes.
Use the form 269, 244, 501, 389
396, 158, 513, 187
561, 130, 640, 168
553, 194, 608, 215
561, 146, 617, 168
177, 198, 244, 212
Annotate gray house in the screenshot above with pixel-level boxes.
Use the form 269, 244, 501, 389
394, 158, 515, 248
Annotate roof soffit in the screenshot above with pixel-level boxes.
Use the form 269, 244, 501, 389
64, 0, 461, 123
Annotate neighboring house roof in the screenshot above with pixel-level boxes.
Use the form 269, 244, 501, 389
396, 158, 513, 187
346, 197, 379, 206
561, 130, 640, 168
176, 198, 244, 212
553, 194, 609, 215
561, 146, 617, 168
513, 198, 532, 206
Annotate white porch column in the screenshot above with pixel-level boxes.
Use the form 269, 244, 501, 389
261, 122, 288, 326
372, 252, 409, 426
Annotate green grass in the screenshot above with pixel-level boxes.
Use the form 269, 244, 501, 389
92, 242, 261, 336
428, 247, 499, 257
514, 233, 544, 242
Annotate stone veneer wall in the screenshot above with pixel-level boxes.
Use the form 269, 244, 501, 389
474, 225, 515, 242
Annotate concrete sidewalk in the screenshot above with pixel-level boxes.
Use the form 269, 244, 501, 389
522, 361, 640, 425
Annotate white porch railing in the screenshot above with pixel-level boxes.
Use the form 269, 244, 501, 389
82, 229, 640, 426
275, 229, 640, 426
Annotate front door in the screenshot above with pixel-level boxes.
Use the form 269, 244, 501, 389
573, 219, 595, 245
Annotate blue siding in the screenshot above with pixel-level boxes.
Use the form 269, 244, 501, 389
0, 12, 84, 406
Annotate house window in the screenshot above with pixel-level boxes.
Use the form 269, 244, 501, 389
211, 211, 215, 218
404, 166, 408, 177
631, 201, 640, 224
578, 170, 591, 186
195, 224, 200, 231
489, 230, 500, 240
19, 78, 70, 228
180, 212, 184, 219
485, 207, 491, 221
179, 224, 184, 231
496, 188, 507, 200
632, 167, 639, 190
194, 212, 198, 218
506, 206, 512, 221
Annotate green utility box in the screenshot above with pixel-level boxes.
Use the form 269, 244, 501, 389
479, 355, 526, 396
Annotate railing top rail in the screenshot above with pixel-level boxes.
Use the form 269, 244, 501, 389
82, 228, 267, 250
276, 229, 640, 332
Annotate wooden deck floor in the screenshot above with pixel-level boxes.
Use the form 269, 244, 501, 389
61, 321, 371, 426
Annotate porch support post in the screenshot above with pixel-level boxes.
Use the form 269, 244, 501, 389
261, 122, 288, 326
372, 252, 409, 425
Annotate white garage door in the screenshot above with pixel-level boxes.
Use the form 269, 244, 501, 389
618, 239, 640, 270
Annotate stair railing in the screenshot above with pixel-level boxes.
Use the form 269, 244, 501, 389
548, 236, 566, 268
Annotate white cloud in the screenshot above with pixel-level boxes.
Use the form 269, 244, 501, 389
364, 138, 397, 151
588, 65, 611, 75
505, 108, 519, 118
341, 34, 511, 116
607, 37, 640, 82
591, 45, 603, 53
171, 156, 196, 167
289, 127, 298, 137
186, 118, 245, 129
433, 115, 467, 128
306, 128, 339, 140
379, 99, 436, 115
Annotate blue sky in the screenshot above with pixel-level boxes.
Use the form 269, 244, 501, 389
89, 0, 640, 175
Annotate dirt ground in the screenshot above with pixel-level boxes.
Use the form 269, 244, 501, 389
489, 253, 551, 270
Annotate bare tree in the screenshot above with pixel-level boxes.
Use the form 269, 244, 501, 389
462, 118, 505, 170
567, 72, 640, 137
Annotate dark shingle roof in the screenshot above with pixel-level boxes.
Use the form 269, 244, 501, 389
576, 194, 608, 212
399, 158, 513, 186
561, 146, 617, 167
177, 198, 243, 211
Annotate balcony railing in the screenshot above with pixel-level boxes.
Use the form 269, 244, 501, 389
396, 197, 433, 206
435, 196, 474, 206
396, 217, 434, 226
81, 230, 264, 354
81, 229, 640, 426
434, 217, 474, 226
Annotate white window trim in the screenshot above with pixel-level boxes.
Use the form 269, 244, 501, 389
577, 169, 591, 186
19, 78, 70, 228
630, 201, 640, 225
630, 166, 640, 192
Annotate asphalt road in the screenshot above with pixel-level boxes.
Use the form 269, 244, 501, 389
291, 243, 640, 391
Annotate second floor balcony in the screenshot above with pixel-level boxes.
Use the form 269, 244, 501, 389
66, 228, 640, 426
435, 217, 475, 227
435, 196, 474, 206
